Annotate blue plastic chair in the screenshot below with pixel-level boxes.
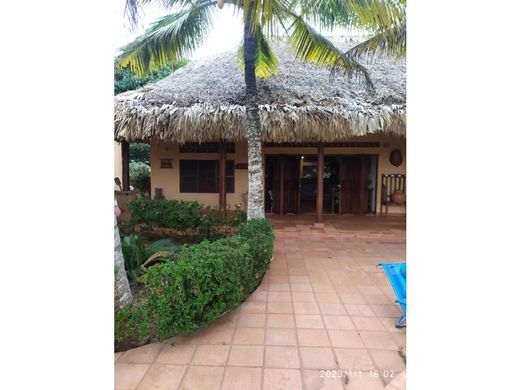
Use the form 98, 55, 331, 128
377, 262, 406, 328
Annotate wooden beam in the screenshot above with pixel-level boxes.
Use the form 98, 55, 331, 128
121, 141, 130, 191
219, 142, 227, 211
279, 156, 285, 215
316, 145, 324, 224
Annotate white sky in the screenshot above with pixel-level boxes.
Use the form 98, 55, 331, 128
113, 1, 366, 60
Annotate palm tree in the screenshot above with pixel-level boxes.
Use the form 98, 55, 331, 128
114, 213, 132, 311
117, 0, 405, 220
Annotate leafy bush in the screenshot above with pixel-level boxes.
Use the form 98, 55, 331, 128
121, 234, 182, 281
115, 219, 274, 348
127, 199, 246, 240
121, 234, 147, 281
127, 198, 203, 234
238, 219, 275, 278
129, 143, 150, 164
114, 60, 189, 95
129, 162, 151, 194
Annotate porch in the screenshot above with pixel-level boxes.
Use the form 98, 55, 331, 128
115, 216, 406, 390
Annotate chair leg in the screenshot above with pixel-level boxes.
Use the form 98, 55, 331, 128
395, 314, 406, 328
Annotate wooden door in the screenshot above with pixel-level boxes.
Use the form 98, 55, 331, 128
339, 156, 370, 215
283, 156, 300, 214
270, 157, 282, 214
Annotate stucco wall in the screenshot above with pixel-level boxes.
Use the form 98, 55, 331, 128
149, 135, 406, 214
114, 142, 122, 190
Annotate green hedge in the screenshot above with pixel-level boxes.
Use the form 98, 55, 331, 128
126, 198, 246, 240
115, 219, 274, 350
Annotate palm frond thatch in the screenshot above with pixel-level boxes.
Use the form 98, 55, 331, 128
114, 37, 405, 144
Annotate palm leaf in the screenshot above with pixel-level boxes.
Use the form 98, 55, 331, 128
237, 29, 280, 78
288, 15, 374, 91
117, 0, 216, 76
345, 22, 405, 61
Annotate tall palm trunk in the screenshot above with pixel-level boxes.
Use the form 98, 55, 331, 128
114, 214, 132, 311
243, 5, 265, 220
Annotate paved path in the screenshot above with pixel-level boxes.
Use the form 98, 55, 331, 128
115, 216, 406, 390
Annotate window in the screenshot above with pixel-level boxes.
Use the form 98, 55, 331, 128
180, 160, 235, 193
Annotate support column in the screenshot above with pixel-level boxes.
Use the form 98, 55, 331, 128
219, 142, 227, 212
121, 141, 130, 191
315, 145, 324, 226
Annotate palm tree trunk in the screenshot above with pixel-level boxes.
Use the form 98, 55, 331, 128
114, 214, 132, 311
243, 5, 265, 220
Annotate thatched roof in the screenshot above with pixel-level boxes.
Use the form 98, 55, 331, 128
114, 37, 406, 143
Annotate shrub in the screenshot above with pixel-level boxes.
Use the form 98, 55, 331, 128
115, 219, 274, 348
238, 219, 275, 277
143, 235, 253, 338
121, 234, 182, 281
127, 198, 203, 234
129, 162, 151, 194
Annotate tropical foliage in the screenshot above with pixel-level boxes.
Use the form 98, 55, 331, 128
114, 60, 188, 94
115, 219, 274, 350
119, 0, 405, 81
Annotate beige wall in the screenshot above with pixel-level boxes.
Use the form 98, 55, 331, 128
150, 135, 406, 214
114, 142, 122, 190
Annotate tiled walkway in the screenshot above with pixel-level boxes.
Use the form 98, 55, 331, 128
115, 216, 406, 390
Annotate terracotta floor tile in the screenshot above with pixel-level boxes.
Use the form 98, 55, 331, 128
268, 291, 292, 302
238, 313, 266, 328
302, 370, 344, 390
221, 367, 262, 390
228, 345, 264, 367
196, 326, 235, 345
240, 301, 267, 313
342, 371, 385, 390
115, 363, 150, 390
327, 330, 365, 349
136, 364, 186, 390
359, 332, 399, 350
292, 292, 317, 303
315, 293, 341, 304
179, 366, 224, 390
362, 293, 394, 305
380, 318, 404, 333
268, 301, 294, 314
191, 345, 230, 366
293, 302, 321, 315
323, 315, 355, 330
267, 314, 295, 328
290, 275, 311, 284
118, 343, 163, 364
155, 344, 196, 365
263, 368, 303, 390
265, 328, 298, 346
233, 327, 265, 345
311, 284, 336, 293
318, 303, 347, 316
351, 316, 386, 331
269, 283, 291, 292
265, 346, 301, 368
334, 348, 374, 371
299, 347, 337, 370
297, 329, 331, 347
291, 284, 313, 292
345, 304, 376, 317
295, 315, 325, 329
370, 304, 402, 318
368, 349, 406, 372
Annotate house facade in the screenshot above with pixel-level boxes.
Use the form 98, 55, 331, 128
114, 38, 406, 221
